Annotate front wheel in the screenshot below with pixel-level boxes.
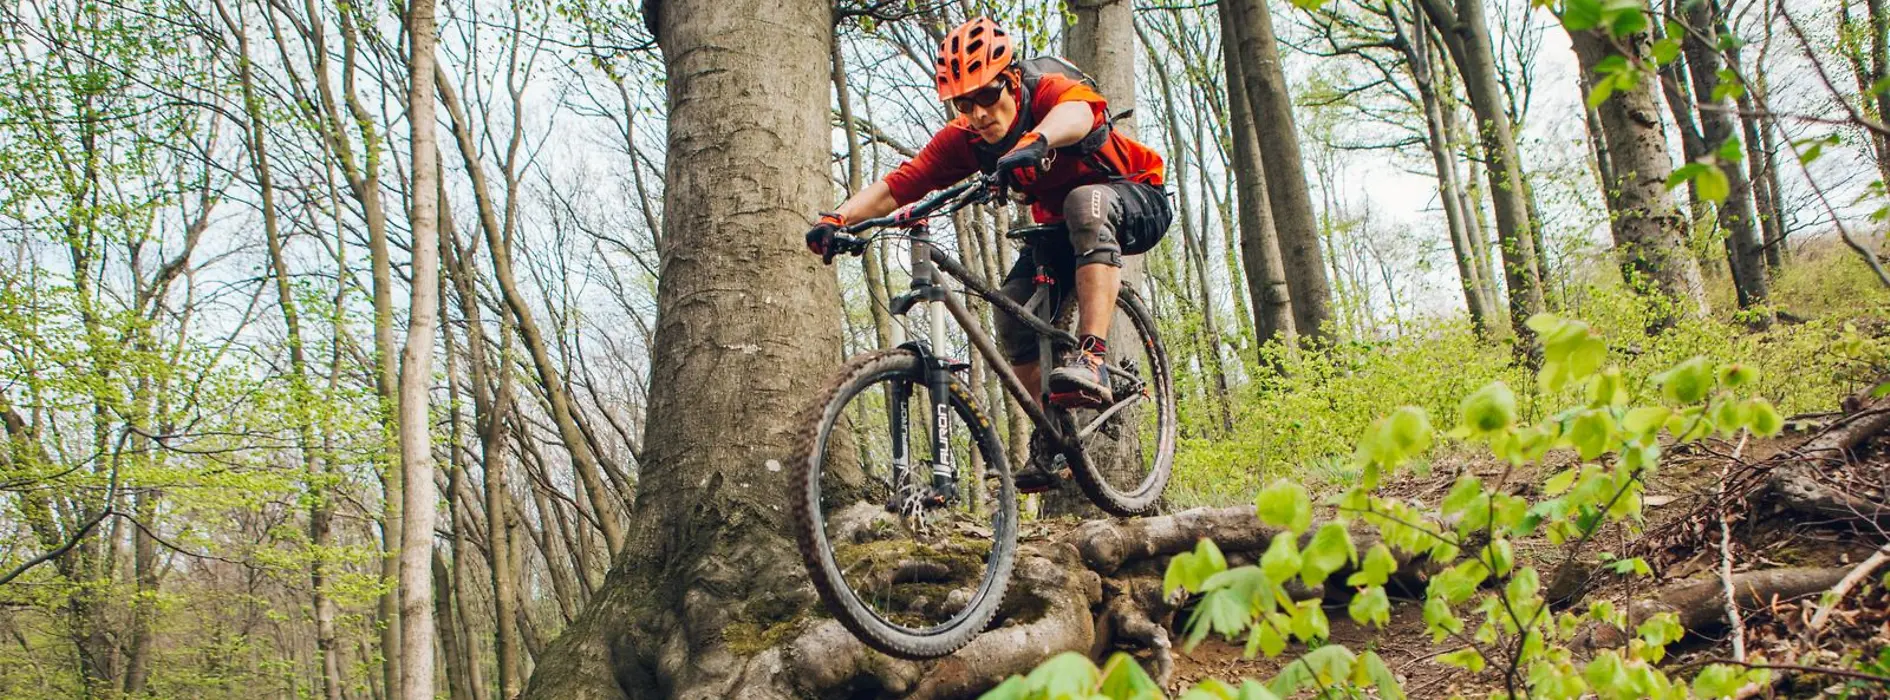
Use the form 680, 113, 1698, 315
1063, 283, 1177, 516
791, 350, 1018, 659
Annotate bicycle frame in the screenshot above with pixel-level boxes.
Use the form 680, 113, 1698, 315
879, 217, 1149, 504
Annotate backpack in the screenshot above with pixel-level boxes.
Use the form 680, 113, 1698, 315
972, 56, 1134, 179
980, 57, 1167, 256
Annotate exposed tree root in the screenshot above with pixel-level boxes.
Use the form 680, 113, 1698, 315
1573, 567, 1848, 652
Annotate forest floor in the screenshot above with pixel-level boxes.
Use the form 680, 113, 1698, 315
1144, 426, 1890, 698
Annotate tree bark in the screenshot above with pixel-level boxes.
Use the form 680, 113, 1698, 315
1217, 3, 1297, 354
1567, 23, 1711, 324
224, 1, 345, 694
1682, 0, 1772, 315
1393, 0, 1497, 333
435, 65, 627, 555
832, 36, 896, 350
398, 0, 442, 696
1419, 0, 1546, 341
1225, 0, 1335, 344
521, 0, 838, 695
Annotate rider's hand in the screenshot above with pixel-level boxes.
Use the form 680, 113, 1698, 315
804, 212, 846, 263
994, 132, 1050, 189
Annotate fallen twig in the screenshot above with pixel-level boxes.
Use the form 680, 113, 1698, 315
1806, 542, 1890, 633
1719, 431, 1751, 661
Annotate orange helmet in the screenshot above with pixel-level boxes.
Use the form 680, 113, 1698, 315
934, 18, 1014, 101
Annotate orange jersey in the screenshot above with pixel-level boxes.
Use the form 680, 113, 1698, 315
883, 73, 1165, 224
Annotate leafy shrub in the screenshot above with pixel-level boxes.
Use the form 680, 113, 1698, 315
986, 313, 1792, 699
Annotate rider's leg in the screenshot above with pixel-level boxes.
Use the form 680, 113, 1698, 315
1075, 264, 1119, 341
1047, 185, 1128, 407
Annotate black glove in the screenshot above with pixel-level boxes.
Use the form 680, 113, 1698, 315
805, 212, 845, 263
993, 132, 1050, 189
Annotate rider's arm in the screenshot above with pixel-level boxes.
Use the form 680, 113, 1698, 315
1030, 100, 1102, 149
830, 180, 900, 224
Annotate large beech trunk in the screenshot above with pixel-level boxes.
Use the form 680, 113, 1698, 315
1567, 22, 1710, 324
519, 0, 840, 696
1224, 0, 1335, 344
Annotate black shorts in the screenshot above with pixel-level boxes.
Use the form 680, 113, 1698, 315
993, 180, 1170, 364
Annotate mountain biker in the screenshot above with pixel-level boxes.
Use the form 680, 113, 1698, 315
804, 17, 1171, 488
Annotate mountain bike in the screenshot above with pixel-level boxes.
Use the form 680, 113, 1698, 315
791, 173, 1177, 659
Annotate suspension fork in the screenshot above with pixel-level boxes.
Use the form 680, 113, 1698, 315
884, 223, 959, 505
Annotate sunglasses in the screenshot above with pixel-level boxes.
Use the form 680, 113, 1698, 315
951, 79, 1010, 113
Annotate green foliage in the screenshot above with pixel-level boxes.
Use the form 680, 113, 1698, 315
1001, 310, 1818, 700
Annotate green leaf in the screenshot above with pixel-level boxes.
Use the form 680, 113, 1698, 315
1583, 652, 1629, 698
1288, 598, 1330, 641
1586, 368, 1629, 408
1651, 37, 1681, 65
1544, 468, 1578, 496
1569, 410, 1618, 461
1179, 679, 1240, 700
1348, 585, 1392, 627
1459, 381, 1518, 435
1430, 560, 1488, 604
1423, 595, 1463, 642
1717, 362, 1757, 388
1254, 480, 1312, 534
1299, 523, 1355, 587
1437, 647, 1486, 672
1697, 163, 1731, 203
1354, 650, 1405, 700
1717, 136, 1745, 163
1712, 68, 1746, 101
978, 676, 1028, 700
1235, 680, 1284, 700
1385, 406, 1434, 459
1482, 539, 1515, 575
1098, 652, 1163, 700
1251, 618, 1287, 657
1667, 162, 1706, 190
1690, 664, 1746, 698
1562, 0, 1602, 31
1347, 543, 1399, 587
1622, 406, 1672, 440
1166, 539, 1229, 595
1441, 475, 1484, 517
1023, 652, 1100, 698
1187, 589, 1251, 649
1261, 532, 1303, 583
1655, 357, 1715, 404
1603, 0, 1648, 35
1746, 400, 1783, 436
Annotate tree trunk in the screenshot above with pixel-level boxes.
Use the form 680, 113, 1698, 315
1394, 0, 1496, 333
520, 0, 837, 695
1419, 0, 1545, 341
1726, 15, 1786, 270
832, 36, 895, 350
435, 66, 627, 555
444, 216, 525, 698
1568, 24, 1711, 325
398, 0, 442, 696
1225, 0, 1334, 344
225, 1, 346, 693
1042, 0, 1143, 518
1217, 3, 1297, 354
1682, 0, 1772, 316
1141, 21, 1232, 433
1651, 16, 1713, 255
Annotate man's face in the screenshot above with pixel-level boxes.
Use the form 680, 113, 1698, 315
954, 74, 1018, 144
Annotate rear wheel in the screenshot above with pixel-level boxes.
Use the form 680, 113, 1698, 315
1063, 283, 1176, 516
791, 350, 1017, 659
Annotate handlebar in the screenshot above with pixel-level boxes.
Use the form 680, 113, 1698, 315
823, 174, 1005, 262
